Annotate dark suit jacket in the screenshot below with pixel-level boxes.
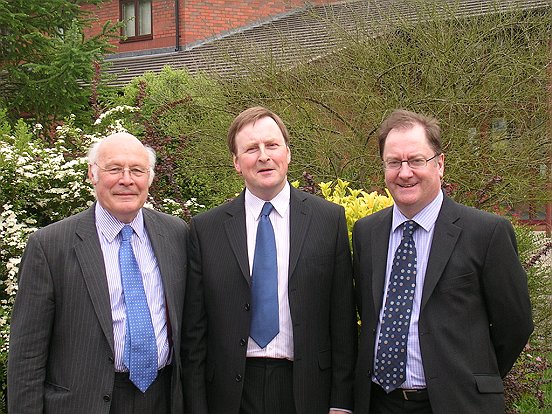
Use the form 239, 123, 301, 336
8, 204, 188, 414
182, 186, 357, 414
352, 194, 533, 414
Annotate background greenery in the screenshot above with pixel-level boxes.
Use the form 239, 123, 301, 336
0, 1, 551, 412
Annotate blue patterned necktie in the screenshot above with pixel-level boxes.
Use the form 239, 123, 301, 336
119, 225, 157, 392
250, 202, 279, 348
375, 220, 419, 392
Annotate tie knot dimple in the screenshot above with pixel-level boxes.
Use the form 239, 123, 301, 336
261, 202, 273, 218
121, 225, 133, 241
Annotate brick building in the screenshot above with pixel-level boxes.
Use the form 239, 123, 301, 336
82, 0, 331, 58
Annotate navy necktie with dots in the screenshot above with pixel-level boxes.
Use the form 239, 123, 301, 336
375, 220, 419, 392
119, 225, 158, 392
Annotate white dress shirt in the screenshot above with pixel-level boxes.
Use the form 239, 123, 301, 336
244, 183, 294, 360
95, 202, 170, 371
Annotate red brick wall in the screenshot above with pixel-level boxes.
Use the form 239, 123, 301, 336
82, 0, 331, 55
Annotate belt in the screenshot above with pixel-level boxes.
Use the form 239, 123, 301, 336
372, 382, 429, 402
393, 388, 429, 402
114, 364, 171, 382
246, 357, 292, 367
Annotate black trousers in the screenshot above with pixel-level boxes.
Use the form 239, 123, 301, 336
370, 381, 433, 414
109, 365, 172, 414
240, 358, 297, 414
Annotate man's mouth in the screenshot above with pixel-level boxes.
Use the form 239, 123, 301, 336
398, 183, 416, 188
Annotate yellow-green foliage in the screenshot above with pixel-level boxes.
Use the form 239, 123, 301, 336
319, 179, 394, 239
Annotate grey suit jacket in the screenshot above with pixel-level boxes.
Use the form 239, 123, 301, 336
353, 194, 533, 414
8, 204, 188, 414
182, 186, 357, 414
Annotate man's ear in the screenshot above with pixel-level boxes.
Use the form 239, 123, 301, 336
233, 154, 242, 175
87, 165, 97, 185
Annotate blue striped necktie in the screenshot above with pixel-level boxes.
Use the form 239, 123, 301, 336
119, 225, 158, 392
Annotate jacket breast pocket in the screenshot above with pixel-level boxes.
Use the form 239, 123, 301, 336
438, 272, 476, 293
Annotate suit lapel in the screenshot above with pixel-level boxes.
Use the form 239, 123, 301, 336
143, 209, 178, 327
421, 196, 462, 311
371, 209, 393, 314
223, 192, 251, 284
74, 205, 115, 352
288, 187, 311, 279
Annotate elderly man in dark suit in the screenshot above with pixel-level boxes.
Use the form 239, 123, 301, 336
182, 106, 357, 414
8, 132, 188, 414
353, 109, 533, 414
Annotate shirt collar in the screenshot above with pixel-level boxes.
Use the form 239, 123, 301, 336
94, 202, 146, 242
245, 182, 291, 220
392, 190, 443, 233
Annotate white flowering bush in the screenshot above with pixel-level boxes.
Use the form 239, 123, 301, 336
0, 117, 95, 349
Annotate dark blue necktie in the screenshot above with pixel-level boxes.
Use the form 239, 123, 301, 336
250, 202, 279, 348
375, 220, 419, 392
119, 225, 157, 392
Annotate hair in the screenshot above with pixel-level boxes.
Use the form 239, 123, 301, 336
87, 132, 156, 185
226, 106, 290, 155
377, 109, 442, 158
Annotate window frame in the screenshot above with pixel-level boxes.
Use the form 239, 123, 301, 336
119, 0, 153, 42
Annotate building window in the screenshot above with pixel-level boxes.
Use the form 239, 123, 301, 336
120, 0, 152, 40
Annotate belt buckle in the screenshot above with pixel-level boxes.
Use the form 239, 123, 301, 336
401, 389, 413, 401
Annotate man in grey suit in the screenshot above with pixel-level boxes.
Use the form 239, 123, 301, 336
353, 109, 533, 413
182, 106, 357, 414
8, 132, 188, 414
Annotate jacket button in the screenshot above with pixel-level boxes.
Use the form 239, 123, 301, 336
103, 394, 111, 402
244, 303, 251, 311
108, 356, 114, 364
240, 338, 247, 346
235, 374, 242, 382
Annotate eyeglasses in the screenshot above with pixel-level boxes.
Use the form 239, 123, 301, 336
383, 153, 441, 170
94, 162, 150, 178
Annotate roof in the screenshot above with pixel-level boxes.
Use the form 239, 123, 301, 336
104, 0, 550, 87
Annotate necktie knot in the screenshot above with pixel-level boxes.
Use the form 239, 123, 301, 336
121, 225, 133, 241
403, 220, 419, 238
260, 202, 273, 218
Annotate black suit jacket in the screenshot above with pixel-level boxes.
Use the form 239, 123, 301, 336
353, 194, 533, 413
182, 186, 357, 414
8, 205, 188, 414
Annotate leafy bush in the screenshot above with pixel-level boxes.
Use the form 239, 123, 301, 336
218, 4, 551, 213
114, 67, 243, 212
319, 178, 393, 240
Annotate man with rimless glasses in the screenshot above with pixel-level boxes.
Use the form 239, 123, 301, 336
352, 110, 533, 414
8, 132, 188, 414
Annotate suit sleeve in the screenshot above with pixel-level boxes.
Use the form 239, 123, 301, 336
481, 218, 533, 377
329, 207, 357, 409
8, 234, 54, 413
181, 219, 209, 414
